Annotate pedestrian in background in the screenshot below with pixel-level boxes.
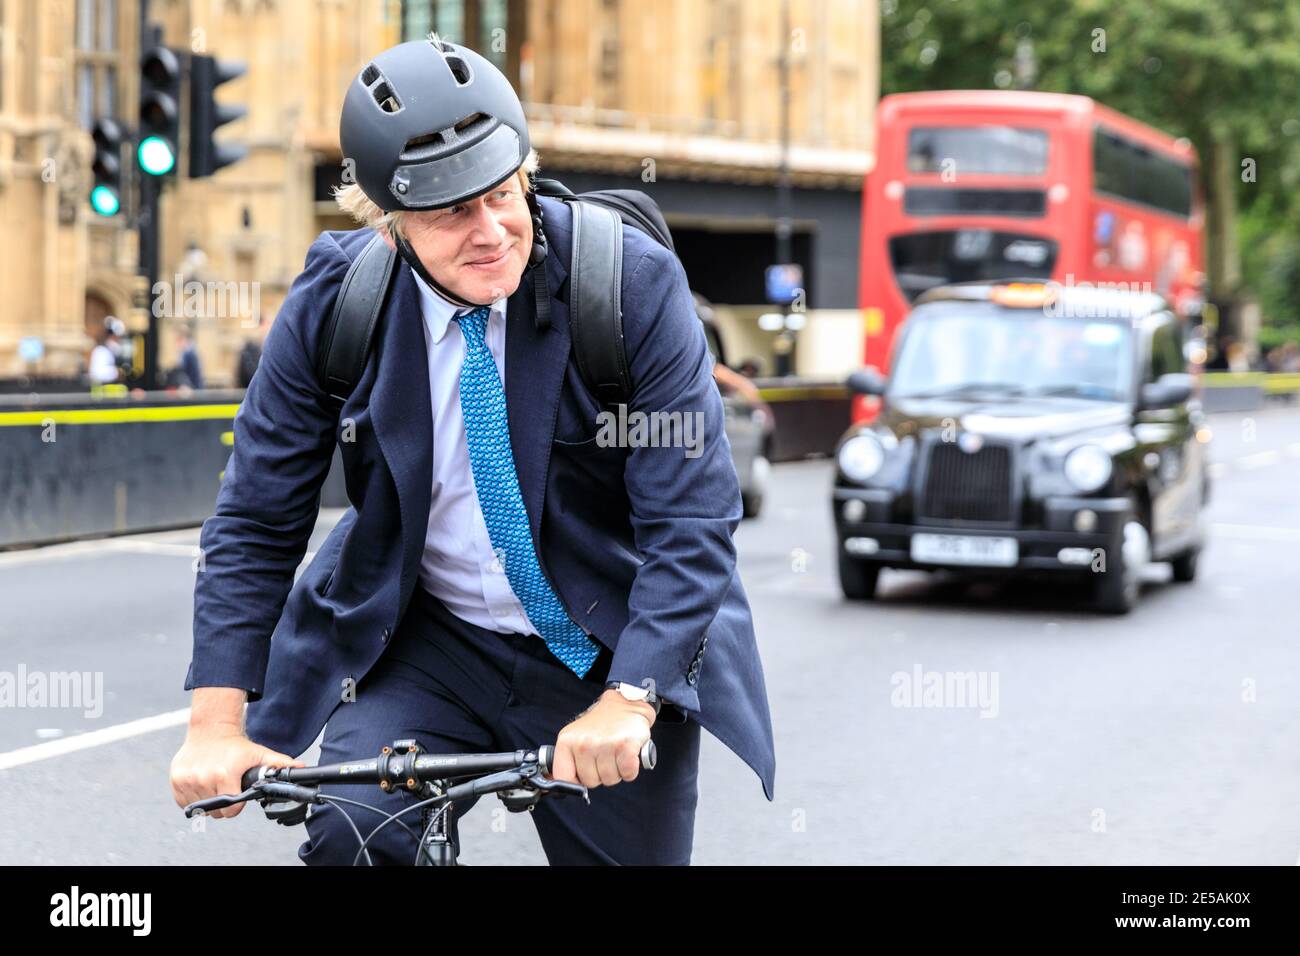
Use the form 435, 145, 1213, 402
175, 325, 205, 389
236, 316, 269, 388
88, 316, 125, 385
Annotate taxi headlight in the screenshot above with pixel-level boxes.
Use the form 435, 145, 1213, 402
838, 434, 886, 482
1063, 444, 1113, 493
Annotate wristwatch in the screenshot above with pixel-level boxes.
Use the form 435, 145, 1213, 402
605, 680, 661, 717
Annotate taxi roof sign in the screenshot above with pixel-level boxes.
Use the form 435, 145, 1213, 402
989, 282, 1055, 308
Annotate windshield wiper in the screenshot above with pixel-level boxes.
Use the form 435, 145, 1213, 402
1027, 384, 1122, 401
895, 382, 1028, 400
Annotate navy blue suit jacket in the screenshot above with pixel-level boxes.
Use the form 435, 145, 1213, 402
186, 195, 776, 800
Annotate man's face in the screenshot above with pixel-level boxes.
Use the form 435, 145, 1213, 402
401, 171, 533, 305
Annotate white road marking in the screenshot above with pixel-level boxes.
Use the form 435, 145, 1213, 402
0, 539, 316, 567
0, 708, 190, 771
0, 509, 347, 567
0, 538, 121, 568
1211, 522, 1300, 543
102, 540, 204, 557
1236, 449, 1283, 471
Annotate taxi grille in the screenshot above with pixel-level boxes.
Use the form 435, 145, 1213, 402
919, 441, 1015, 523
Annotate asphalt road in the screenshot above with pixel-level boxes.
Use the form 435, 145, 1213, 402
1, 404, 1298, 865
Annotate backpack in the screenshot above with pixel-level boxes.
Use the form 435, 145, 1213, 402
315, 178, 679, 414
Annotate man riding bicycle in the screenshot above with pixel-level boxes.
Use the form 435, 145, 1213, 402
169, 36, 775, 865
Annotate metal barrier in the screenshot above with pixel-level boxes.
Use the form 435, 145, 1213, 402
1201, 372, 1300, 413
0, 390, 242, 549
9, 374, 1290, 548
752, 377, 851, 462
0, 381, 854, 548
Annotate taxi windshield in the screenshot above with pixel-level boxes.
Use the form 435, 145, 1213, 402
890, 302, 1134, 402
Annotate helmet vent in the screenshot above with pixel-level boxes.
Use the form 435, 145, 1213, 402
359, 61, 403, 113
444, 54, 473, 86
453, 112, 487, 133
372, 81, 403, 114
401, 130, 445, 160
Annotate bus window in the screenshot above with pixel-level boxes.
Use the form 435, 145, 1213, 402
1093, 126, 1193, 218
907, 127, 1049, 176
889, 231, 1058, 301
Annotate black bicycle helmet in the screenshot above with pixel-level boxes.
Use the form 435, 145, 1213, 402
340, 37, 530, 212
338, 37, 549, 310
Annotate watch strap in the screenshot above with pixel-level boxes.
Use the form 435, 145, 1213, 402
605, 680, 661, 715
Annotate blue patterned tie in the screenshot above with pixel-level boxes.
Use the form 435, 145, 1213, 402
453, 305, 601, 678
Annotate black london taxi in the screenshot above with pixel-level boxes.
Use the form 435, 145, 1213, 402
832, 280, 1211, 613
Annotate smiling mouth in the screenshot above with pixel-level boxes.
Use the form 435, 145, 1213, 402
467, 246, 512, 267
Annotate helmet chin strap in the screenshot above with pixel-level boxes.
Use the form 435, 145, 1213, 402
391, 231, 485, 309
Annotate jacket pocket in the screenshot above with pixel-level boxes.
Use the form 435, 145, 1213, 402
552, 434, 618, 460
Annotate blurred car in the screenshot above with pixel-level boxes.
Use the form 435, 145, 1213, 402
695, 293, 773, 518
832, 280, 1211, 613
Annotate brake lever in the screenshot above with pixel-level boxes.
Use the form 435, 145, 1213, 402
528, 775, 589, 803
184, 787, 258, 817
184, 779, 320, 818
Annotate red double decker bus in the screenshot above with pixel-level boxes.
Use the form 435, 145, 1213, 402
857, 90, 1205, 419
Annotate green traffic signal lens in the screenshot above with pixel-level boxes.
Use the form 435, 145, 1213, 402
90, 185, 121, 216
137, 135, 176, 175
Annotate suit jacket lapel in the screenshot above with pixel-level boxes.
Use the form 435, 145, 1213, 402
505, 251, 570, 552
368, 264, 433, 595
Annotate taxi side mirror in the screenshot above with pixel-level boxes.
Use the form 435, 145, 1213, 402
846, 368, 886, 397
1138, 373, 1193, 410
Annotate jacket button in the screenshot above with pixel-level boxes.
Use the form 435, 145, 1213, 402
381, 626, 391, 644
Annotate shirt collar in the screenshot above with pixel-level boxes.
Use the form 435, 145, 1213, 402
411, 269, 507, 345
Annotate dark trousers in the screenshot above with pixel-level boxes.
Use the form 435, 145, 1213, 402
297, 586, 701, 865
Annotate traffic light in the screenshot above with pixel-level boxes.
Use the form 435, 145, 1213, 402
138, 44, 181, 176
90, 118, 124, 216
189, 54, 247, 178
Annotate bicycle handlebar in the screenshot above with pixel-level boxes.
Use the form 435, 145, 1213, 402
182, 738, 657, 818
183, 738, 660, 868
237, 739, 655, 792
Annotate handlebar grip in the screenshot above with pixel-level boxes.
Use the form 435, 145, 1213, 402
537, 740, 656, 774
240, 765, 269, 790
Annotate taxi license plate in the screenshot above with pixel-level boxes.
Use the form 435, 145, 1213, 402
911, 533, 1018, 567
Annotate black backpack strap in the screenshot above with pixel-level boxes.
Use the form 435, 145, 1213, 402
567, 200, 630, 408
317, 233, 397, 411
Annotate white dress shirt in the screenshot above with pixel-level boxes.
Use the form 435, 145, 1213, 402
411, 270, 540, 637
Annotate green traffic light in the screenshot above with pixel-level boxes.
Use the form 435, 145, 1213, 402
137, 135, 176, 175
90, 185, 121, 216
